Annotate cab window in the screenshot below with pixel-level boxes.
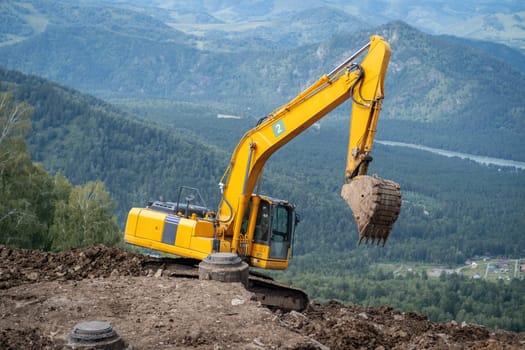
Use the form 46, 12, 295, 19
271, 205, 290, 242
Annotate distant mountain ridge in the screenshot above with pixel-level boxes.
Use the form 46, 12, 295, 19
78, 0, 525, 53
439, 34, 525, 73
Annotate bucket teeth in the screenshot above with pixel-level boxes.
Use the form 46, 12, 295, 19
341, 175, 401, 245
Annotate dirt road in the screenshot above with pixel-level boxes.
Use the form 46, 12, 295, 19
1, 245, 523, 349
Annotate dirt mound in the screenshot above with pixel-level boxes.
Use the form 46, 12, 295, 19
0, 244, 147, 290
285, 302, 522, 349
1, 245, 524, 349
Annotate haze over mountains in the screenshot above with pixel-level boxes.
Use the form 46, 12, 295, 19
1, 0, 525, 161
65, 0, 525, 52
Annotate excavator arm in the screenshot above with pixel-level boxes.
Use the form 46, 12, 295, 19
217, 35, 401, 250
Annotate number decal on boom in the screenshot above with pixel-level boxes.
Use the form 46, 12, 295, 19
272, 120, 286, 138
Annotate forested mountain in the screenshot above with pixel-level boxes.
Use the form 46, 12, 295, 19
112, 21, 525, 162
440, 35, 525, 73
1, 1, 524, 162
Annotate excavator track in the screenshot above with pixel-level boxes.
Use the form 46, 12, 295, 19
341, 175, 402, 245
247, 270, 309, 311
142, 256, 309, 311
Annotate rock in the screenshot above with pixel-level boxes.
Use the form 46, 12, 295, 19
26, 272, 39, 281
231, 297, 245, 306
253, 338, 265, 346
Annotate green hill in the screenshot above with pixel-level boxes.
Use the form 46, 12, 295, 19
0, 68, 226, 220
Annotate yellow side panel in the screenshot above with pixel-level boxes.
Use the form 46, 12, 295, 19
251, 243, 270, 260
124, 208, 141, 237
219, 240, 231, 252
125, 208, 165, 241
194, 220, 215, 238
188, 236, 214, 255
175, 217, 193, 248
124, 208, 216, 261
249, 243, 290, 270
125, 235, 211, 261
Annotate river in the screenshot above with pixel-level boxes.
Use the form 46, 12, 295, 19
377, 140, 525, 170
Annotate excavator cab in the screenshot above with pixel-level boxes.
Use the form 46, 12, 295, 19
243, 195, 298, 270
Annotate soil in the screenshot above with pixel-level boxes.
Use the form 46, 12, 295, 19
1, 244, 524, 350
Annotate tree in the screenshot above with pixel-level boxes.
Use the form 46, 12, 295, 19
0, 92, 31, 158
0, 92, 41, 247
50, 180, 120, 251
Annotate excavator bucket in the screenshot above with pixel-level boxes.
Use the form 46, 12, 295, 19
341, 175, 401, 245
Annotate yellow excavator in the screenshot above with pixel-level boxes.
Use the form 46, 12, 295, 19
125, 35, 401, 308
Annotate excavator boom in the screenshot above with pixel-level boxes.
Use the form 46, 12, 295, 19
216, 35, 401, 249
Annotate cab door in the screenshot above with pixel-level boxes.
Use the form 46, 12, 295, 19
250, 198, 296, 269
269, 204, 293, 260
